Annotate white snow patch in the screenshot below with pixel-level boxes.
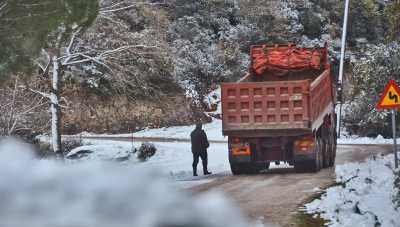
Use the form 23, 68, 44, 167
75, 119, 227, 142
71, 119, 396, 145
204, 87, 221, 115
66, 143, 134, 161
74, 138, 290, 189
134, 119, 226, 141
305, 154, 400, 227
338, 135, 393, 145
77, 139, 231, 187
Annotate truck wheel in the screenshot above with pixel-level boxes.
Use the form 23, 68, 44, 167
230, 163, 258, 175
294, 161, 306, 173
230, 163, 244, 175
244, 164, 258, 174
309, 139, 322, 172
329, 138, 336, 167
322, 140, 329, 168
255, 162, 268, 172
265, 162, 270, 170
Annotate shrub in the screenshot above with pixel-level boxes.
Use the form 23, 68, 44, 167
136, 142, 157, 162
343, 43, 400, 137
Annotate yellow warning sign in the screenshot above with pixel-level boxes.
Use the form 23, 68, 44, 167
376, 80, 400, 109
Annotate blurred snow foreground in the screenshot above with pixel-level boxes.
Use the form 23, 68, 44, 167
0, 139, 253, 227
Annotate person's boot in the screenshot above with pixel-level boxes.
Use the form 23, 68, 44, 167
203, 169, 212, 175
193, 167, 198, 177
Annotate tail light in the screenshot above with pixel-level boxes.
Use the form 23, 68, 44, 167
232, 137, 241, 144
230, 137, 251, 156
294, 137, 315, 153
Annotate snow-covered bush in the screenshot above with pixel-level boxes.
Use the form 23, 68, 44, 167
136, 142, 157, 161
167, 0, 260, 104
343, 42, 400, 137
63, 138, 85, 154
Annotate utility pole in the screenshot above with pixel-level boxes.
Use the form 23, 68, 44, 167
336, 0, 350, 138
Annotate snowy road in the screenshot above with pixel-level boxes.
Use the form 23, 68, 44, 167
190, 144, 393, 227
79, 134, 394, 227
71, 119, 396, 227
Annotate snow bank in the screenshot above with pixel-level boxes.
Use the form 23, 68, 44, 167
74, 118, 227, 142
338, 135, 393, 145
74, 120, 398, 145
134, 119, 226, 141
0, 139, 255, 227
76, 139, 289, 189
305, 154, 400, 227
66, 143, 134, 161
78, 139, 231, 182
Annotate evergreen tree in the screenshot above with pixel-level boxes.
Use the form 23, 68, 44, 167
0, 0, 98, 77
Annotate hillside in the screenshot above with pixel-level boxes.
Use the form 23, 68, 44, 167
1, 0, 399, 136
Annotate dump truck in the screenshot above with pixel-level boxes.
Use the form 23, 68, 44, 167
221, 43, 337, 174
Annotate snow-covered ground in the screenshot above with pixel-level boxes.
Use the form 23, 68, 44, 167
74, 118, 396, 146
73, 139, 232, 188
72, 138, 293, 188
132, 119, 226, 141
337, 134, 393, 145
59, 117, 398, 188
305, 154, 400, 227
0, 138, 260, 227
76, 119, 227, 142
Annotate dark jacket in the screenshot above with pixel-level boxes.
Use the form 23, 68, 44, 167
190, 128, 209, 153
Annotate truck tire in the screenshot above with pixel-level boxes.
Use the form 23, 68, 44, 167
230, 163, 258, 175
255, 162, 268, 172
265, 162, 270, 170
294, 161, 307, 173
328, 132, 337, 167
309, 139, 322, 172
230, 163, 243, 175
329, 138, 336, 167
322, 140, 329, 168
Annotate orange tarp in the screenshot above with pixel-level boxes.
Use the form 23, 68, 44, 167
251, 44, 324, 75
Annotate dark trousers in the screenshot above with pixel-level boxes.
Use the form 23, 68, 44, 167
192, 152, 208, 173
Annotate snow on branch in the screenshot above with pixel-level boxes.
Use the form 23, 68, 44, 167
99, 1, 168, 14
0, 2, 7, 13
29, 88, 51, 100
0, 78, 49, 136
98, 45, 159, 58
63, 28, 82, 65
62, 45, 160, 72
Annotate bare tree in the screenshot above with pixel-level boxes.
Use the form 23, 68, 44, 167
33, 24, 160, 157
0, 76, 48, 137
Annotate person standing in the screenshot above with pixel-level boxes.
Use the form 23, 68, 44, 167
190, 123, 211, 176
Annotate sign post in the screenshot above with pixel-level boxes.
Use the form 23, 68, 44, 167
392, 109, 398, 168
376, 80, 400, 168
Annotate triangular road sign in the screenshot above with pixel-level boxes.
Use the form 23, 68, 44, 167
376, 80, 400, 109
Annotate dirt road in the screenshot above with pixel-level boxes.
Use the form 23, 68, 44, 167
191, 144, 393, 227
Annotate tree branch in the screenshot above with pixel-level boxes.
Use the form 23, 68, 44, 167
98, 45, 159, 58
62, 45, 159, 72
29, 88, 51, 100
0, 2, 7, 14
99, 1, 167, 14
63, 28, 82, 65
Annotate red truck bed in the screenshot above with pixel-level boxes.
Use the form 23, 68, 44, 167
222, 43, 336, 174
221, 44, 334, 136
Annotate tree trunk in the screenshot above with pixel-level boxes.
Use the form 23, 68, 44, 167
50, 56, 63, 158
